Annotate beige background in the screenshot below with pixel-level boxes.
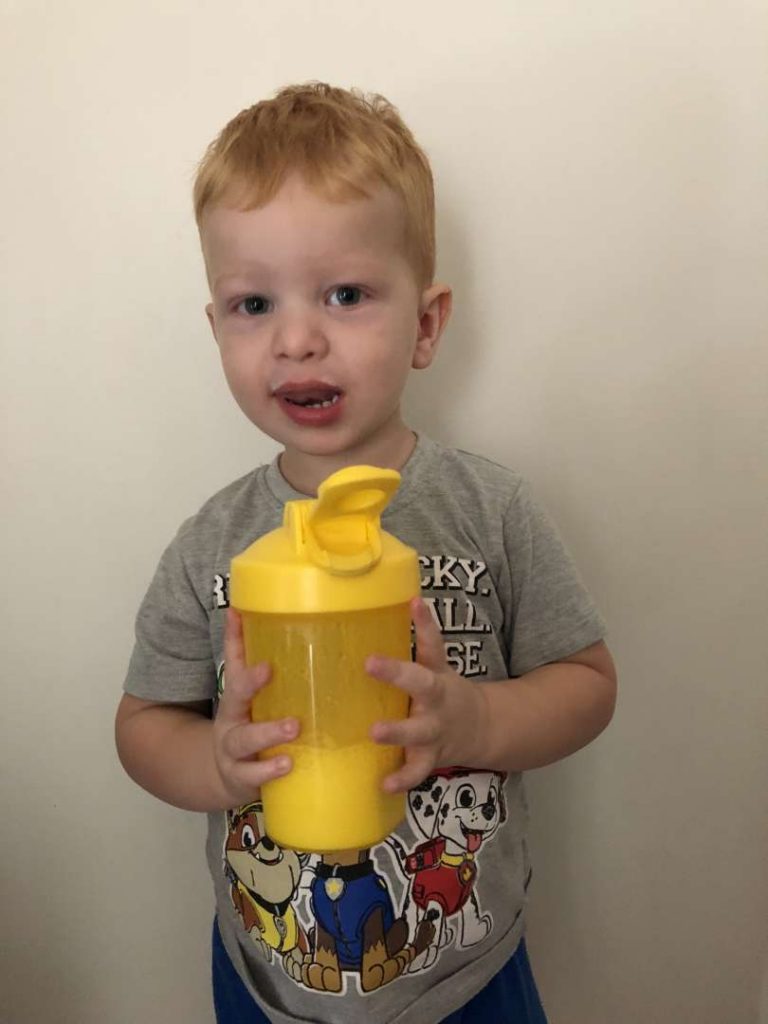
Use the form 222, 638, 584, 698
2, 2, 767, 1022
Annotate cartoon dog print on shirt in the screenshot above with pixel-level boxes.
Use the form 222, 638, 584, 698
224, 805, 434, 995
296, 846, 434, 995
224, 801, 309, 974
400, 767, 506, 970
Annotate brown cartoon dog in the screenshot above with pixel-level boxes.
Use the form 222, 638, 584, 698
296, 847, 434, 994
224, 801, 309, 972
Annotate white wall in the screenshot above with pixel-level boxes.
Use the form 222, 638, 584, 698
3, 2, 766, 1022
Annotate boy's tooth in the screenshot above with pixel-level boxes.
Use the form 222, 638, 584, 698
288, 392, 339, 408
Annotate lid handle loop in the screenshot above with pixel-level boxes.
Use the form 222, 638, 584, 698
304, 466, 401, 575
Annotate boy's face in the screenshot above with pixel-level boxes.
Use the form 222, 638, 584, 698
201, 175, 450, 490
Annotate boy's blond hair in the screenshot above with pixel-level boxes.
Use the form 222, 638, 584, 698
193, 82, 435, 288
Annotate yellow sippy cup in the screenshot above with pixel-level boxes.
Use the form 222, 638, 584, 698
229, 465, 420, 852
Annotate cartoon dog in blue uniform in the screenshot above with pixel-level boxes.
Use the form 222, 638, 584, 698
295, 848, 434, 994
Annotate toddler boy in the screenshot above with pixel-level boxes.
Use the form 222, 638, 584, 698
116, 82, 616, 1024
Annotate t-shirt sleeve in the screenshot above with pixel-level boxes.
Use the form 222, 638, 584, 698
123, 523, 217, 703
503, 480, 607, 677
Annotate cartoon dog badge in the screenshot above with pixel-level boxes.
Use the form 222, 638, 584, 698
401, 767, 506, 970
224, 801, 309, 973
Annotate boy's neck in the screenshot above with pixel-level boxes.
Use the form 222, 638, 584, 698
277, 425, 418, 496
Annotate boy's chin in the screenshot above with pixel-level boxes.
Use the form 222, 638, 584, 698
252, 413, 411, 466
280, 436, 359, 462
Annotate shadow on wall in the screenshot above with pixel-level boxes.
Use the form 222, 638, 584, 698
404, 203, 480, 446
523, 756, 601, 1016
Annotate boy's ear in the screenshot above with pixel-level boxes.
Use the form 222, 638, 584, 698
205, 303, 219, 344
413, 284, 452, 370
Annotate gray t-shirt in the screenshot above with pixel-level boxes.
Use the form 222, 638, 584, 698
124, 435, 605, 1024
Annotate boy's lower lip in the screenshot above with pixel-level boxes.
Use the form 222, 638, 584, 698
276, 394, 345, 427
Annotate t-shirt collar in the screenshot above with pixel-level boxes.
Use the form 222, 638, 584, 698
264, 432, 434, 511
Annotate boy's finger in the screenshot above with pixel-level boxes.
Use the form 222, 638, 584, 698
217, 658, 271, 726
370, 715, 439, 749
365, 655, 438, 701
223, 607, 246, 671
411, 598, 448, 671
223, 718, 299, 761
219, 608, 273, 725
229, 754, 293, 798
381, 749, 435, 794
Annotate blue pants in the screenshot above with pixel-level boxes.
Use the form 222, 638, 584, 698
212, 918, 548, 1023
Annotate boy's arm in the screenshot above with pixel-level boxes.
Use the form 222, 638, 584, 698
116, 695, 232, 811
115, 610, 300, 812
368, 598, 617, 792
471, 640, 616, 773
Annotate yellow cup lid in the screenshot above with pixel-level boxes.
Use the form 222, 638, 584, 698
230, 466, 420, 614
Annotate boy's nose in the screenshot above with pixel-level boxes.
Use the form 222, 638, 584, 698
272, 312, 329, 361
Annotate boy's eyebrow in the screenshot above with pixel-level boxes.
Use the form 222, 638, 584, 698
210, 271, 276, 296
212, 257, 390, 293
212, 273, 259, 290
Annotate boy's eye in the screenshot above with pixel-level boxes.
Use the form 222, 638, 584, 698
328, 285, 363, 307
238, 295, 271, 316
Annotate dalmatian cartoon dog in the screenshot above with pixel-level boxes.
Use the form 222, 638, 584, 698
400, 767, 506, 970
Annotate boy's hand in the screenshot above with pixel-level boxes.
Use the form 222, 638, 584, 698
367, 598, 487, 793
213, 608, 299, 807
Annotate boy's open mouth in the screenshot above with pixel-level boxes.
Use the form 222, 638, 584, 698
287, 392, 341, 409
274, 383, 343, 408
273, 382, 345, 425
